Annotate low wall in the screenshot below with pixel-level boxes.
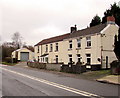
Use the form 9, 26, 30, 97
46, 63, 62, 71
61, 64, 86, 74
27, 62, 46, 69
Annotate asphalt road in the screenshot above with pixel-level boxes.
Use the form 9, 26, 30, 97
1, 64, 119, 97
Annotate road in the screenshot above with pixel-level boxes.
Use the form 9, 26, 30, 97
1, 64, 119, 97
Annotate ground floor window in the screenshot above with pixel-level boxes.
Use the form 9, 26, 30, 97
77, 54, 81, 62
45, 57, 48, 63
38, 56, 39, 62
86, 54, 91, 65
56, 55, 58, 63
68, 54, 72, 63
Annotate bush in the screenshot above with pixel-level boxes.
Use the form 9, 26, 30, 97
5, 57, 12, 63
110, 60, 120, 75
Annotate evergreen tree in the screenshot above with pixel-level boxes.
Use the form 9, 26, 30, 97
90, 15, 101, 27
114, 28, 120, 61
102, 3, 120, 26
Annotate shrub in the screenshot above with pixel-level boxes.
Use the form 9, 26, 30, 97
5, 57, 12, 63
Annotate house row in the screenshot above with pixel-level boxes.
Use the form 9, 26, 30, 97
12, 16, 119, 69
34, 16, 119, 69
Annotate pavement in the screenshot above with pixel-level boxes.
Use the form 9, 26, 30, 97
96, 75, 120, 85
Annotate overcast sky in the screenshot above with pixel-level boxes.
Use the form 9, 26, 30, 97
1, 0, 120, 46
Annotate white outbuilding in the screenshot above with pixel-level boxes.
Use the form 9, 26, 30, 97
12, 48, 34, 62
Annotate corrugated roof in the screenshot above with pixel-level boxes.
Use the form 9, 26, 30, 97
35, 23, 107, 46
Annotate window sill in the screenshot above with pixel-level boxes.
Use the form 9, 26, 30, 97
76, 48, 81, 50
68, 48, 72, 51
85, 47, 91, 49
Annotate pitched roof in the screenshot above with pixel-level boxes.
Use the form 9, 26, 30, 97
67, 23, 107, 39
35, 23, 107, 46
35, 33, 70, 46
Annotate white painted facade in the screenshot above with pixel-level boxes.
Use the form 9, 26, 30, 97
34, 23, 119, 69
12, 48, 34, 61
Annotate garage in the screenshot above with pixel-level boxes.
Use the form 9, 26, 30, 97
20, 52, 29, 61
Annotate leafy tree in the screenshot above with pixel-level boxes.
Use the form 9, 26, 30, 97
1, 42, 16, 61
114, 28, 120, 61
102, 3, 120, 26
90, 15, 101, 27
12, 32, 23, 49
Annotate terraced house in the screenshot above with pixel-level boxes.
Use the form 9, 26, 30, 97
34, 16, 119, 69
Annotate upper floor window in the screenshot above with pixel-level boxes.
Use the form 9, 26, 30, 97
69, 40, 72, 49
37, 46, 39, 53
77, 39, 81, 48
55, 43, 58, 51
46, 45, 48, 52
50, 44, 53, 52
86, 36, 91, 47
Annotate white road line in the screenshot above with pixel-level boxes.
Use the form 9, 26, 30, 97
1, 67, 103, 97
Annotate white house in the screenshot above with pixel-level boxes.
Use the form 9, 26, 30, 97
12, 48, 34, 61
34, 16, 119, 69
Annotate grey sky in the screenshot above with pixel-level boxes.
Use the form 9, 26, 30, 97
1, 0, 120, 45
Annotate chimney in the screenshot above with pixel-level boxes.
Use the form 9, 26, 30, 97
107, 16, 115, 25
70, 25, 77, 33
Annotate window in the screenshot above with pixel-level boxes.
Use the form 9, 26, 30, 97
77, 39, 81, 48
86, 37, 91, 47
86, 54, 91, 65
55, 43, 58, 51
50, 44, 53, 52
56, 55, 58, 63
69, 54, 72, 63
38, 56, 39, 62
41, 58, 42, 62
69, 40, 72, 49
43, 58, 44, 62
77, 54, 81, 62
45, 57, 48, 63
37, 46, 39, 53
46, 45, 48, 52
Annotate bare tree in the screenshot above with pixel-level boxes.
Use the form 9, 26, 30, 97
12, 32, 23, 49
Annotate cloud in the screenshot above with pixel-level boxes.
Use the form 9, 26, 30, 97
1, 0, 120, 45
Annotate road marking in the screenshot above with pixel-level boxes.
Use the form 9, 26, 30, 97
1, 67, 103, 97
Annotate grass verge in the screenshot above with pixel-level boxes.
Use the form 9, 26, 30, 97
1, 62, 17, 66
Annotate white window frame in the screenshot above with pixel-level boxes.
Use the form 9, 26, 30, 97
77, 39, 81, 48
50, 44, 53, 52
69, 40, 72, 49
77, 54, 81, 62
86, 54, 91, 65
86, 36, 91, 47
55, 43, 58, 51
55, 55, 58, 63
46, 45, 48, 52
68, 54, 72, 63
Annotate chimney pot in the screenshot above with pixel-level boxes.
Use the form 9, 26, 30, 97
107, 16, 115, 24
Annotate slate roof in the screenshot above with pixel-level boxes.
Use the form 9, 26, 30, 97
68, 23, 107, 39
35, 33, 70, 46
35, 23, 107, 46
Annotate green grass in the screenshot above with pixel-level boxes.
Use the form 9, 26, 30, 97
1, 62, 17, 66
79, 70, 111, 80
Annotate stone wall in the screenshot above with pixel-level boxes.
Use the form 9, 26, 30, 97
46, 63, 62, 71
